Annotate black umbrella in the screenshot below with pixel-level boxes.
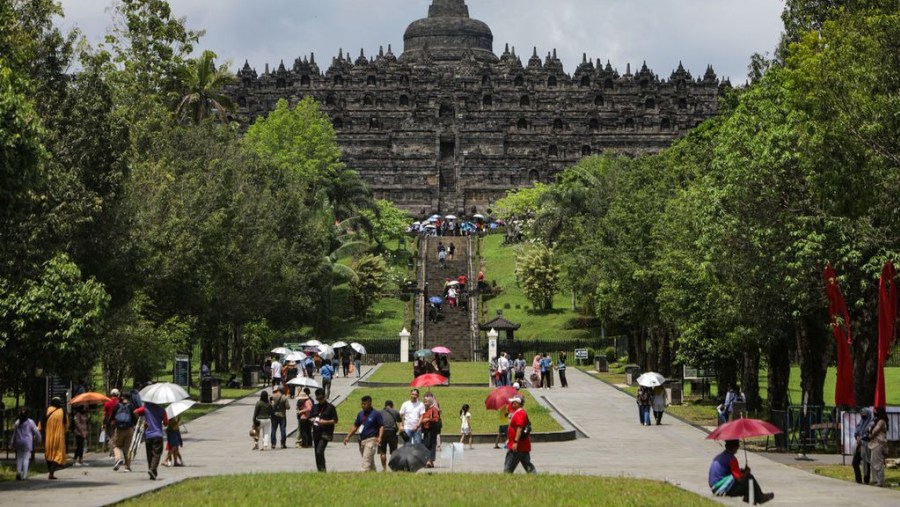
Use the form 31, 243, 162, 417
388, 443, 430, 472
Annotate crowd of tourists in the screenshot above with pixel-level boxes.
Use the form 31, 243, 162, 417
408, 213, 495, 237
490, 351, 568, 389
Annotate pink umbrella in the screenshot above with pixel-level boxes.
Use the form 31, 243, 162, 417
410, 373, 448, 387
431, 346, 452, 355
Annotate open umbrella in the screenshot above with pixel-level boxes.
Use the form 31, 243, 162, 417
331, 341, 348, 349
414, 348, 433, 359
446, 280, 459, 286
165, 399, 197, 419
317, 344, 335, 360
410, 373, 448, 387
389, 443, 430, 472
288, 377, 321, 389
485, 386, 519, 410
636, 372, 666, 388
301, 339, 323, 347
706, 417, 783, 465
473, 213, 485, 220
270, 347, 291, 355
428, 296, 443, 305
350, 342, 367, 355
140, 382, 190, 405
284, 352, 306, 362
69, 392, 110, 406
431, 346, 451, 355
445, 215, 457, 220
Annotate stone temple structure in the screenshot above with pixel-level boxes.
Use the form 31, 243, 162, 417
229, 0, 728, 215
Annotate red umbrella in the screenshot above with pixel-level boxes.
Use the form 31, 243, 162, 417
68, 392, 110, 406
410, 373, 448, 387
485, 386, 519, 410
707, 417, 782, 466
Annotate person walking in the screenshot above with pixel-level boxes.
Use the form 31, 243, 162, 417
134, 402, 168, 480
557, 352, 568, 388
252, 390, 272, 450
41, 397, 68, 480
708, 440, 774, 503
460, 404, 473, 449
73, 405, 88, 466
312, 388, 338, 472
418, 393, 442, 468
102, 388, 121, 458
448, 242, 455, 260
343, 395, 384, 471
540, 353, 552, 389
296, 391, 313, 448
868, 407, 889, 487
271, 357, 283, 388
12, 408, 41, 480
852, 407, 873, 484
270, 385, 290, 449
379, 400, 402, 471
354, 353, 362, 378
341, 351, 351, 377
111, 393, 135, 472
652, 386, 668, 425
163, 415, 184, 467
399, 389, 425, 445
504, 395, 536, 474
320, 360, 335, 399
637, 386, 652, 426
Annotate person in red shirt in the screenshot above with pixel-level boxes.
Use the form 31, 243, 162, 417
504, 395, 536, 473
102, 389, 121, 458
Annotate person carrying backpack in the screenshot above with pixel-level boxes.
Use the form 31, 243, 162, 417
504, 395, 536, 473
112, 393, 135, 472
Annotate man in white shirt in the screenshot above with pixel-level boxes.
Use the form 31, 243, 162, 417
497, 352, 510, 386
271, 358, 283, 388
398, 389, 425, 445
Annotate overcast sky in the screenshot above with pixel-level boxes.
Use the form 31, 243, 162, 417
55, 0, 786, 83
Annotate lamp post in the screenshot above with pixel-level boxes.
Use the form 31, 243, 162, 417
399, 328, 411, 363
487, 328, 498, 364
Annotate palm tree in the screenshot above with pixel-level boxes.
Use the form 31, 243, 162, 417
173, 50, 237, 124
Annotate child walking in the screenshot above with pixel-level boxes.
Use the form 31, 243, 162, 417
164, 415, 184, 466
460, 404, 473, 449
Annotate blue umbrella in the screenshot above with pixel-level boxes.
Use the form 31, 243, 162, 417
428, 296, 443, 305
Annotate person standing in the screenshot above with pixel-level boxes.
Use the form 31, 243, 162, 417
312, 388, 338, 472
460, 404, 473, 449
719, 384, 737, 425
343, 395, 384, 471
399, 389, 425, 445
418, 393, 442, 468
341, 352, 351, 377
296, 391, 313, 448
448, 242, 455, 260
497, 352, 510, 387
852, 407, 873, 484
270, 385, 290, 449
73, 405, 88, 466
111, 393, 135, 472
12, 408, 41, 480
868, 408, 889, 487
252, 390, 272, 450
539, 353, 552, 389
652, 386, 668, 425
135, 402, 168, 480
271, 357, 283, 388
708, 440, 774, 503
379, 400, 402, 471
504, 395, 536, 474
557, 352, 568, 388
354, 353, 362, 378
320, 360, 334, 399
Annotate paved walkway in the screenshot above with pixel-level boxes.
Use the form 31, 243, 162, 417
1, 366, 897, 506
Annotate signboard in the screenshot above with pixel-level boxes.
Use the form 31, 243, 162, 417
47, 376, 70, 404
574, 349, 589, 360
683, 365, 717, 380
173, 354, 190, 387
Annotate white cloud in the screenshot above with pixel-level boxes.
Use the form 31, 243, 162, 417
55, 0, 784, 82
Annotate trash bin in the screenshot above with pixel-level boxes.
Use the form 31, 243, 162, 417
624, 364, 641, 385
201, 377, 221, 403
595, 357, 608, 373
242, 365, 259, 388
667, 381, 682, 405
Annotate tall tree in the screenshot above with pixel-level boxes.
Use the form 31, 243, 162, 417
172, 49, 236, 124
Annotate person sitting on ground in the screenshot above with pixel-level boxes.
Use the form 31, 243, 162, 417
708, 439, 774, 504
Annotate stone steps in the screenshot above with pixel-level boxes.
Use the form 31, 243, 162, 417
423, 236, 472, 358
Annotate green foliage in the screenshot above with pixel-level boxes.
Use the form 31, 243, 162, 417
493, 182, 549, 219
361, 199, 409, 250
516, 245, 560, 311
349, 254, 387, 319
172, 49, 236, 123
604, 346, 617, 363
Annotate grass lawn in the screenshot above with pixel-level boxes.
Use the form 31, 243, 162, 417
0, 461, 48, 482
367, 362, 489, 384
814, 465, 900, 489
120, 473, 718, 507
337, 387, 561, 434
478, 234, 597, 340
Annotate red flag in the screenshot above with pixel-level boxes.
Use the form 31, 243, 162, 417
824, 264, 855, 407
875, 261, 897, 408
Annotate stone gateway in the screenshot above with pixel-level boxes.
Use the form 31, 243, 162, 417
229, 0, 726, 215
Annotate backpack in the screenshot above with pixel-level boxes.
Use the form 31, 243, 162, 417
114, 403, 133, 428
130, 388, 143, 409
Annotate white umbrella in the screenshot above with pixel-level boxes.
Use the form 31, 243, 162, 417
331, 341, 348, 348
284, 352, 306, 362
447, 280, 460, 286
270, 347, 291, 355
140, 382, 190, 405
287, 377, 321, 388
302, 339, 323, 347
350, 342, 367, 355
317, 344, 335, 360
424, 224, 437, 229
473, 213, 485, 220
445, 215, 457, 220
636, 372, 666, 388
165, 399, 197, 419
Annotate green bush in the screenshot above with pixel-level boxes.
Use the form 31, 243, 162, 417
604, 346, 617, 363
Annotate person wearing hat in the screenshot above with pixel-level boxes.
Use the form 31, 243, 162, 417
295, 390, 313, 448
708, 439, 774, 503
504, 395, 536, 474
102, 388, 121, 458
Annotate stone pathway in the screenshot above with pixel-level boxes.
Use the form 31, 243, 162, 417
1, 366, 897, 506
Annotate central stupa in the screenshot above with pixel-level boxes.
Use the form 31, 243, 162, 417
400, 0, 498, 64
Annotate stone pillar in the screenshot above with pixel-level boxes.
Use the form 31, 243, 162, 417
399, 328, 411, 363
